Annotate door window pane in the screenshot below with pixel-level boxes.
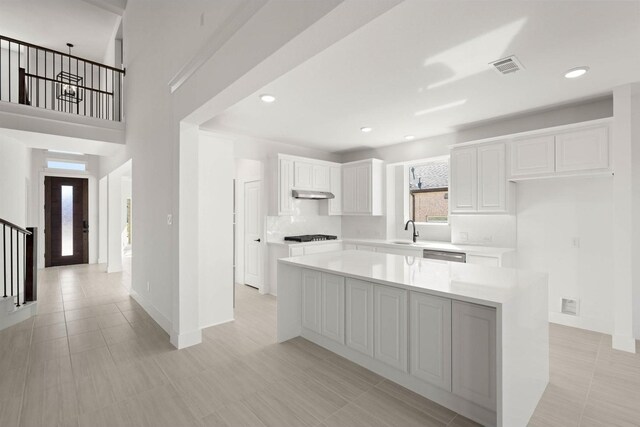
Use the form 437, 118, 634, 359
61, 185, 73, 256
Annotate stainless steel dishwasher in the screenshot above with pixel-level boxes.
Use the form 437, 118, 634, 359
422, 249, 466, 263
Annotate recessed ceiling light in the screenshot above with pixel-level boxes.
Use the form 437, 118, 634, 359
360, 127, 372, 133
404, 135, 415, 141
564, 66, 589, 79
259, 94, 276, 103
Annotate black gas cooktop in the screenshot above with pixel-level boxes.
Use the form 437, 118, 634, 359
284, 234, 338, 243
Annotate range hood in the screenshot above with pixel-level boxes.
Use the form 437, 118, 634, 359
292, 189, 335, 200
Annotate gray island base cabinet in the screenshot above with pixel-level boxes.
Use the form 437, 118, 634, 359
277, 250, 549, 427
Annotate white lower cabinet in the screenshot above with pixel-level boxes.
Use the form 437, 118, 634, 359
301, 269, 497, 415
466, 254, 500, 267
452, 301, 497, 410
301, 269, 322, 333
345, 279, 374, 356
410, 292, 452, 391
374, 285, 408, 372
321, 273, 345, 344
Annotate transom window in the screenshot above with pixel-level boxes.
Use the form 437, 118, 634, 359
408, 158, 449, 224
47, 160, 86, 171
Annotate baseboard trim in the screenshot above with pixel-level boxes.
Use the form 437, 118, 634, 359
548, 312, 612, 335
170, 328, 202, 349
200, 317, 234, 330
612, 334, 637, 353
129, 290, 172, 335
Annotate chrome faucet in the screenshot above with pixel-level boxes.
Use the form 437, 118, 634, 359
404, 219, 419, 243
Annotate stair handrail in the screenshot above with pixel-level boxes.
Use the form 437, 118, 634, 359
0, 217, 32, 235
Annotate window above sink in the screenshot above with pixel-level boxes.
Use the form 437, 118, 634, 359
407, 157, 450, 225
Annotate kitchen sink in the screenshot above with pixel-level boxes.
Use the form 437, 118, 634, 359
392, 240, 415, 245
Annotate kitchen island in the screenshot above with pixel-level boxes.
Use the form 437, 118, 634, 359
277, 250, 548, 427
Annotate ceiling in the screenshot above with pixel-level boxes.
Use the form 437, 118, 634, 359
0, 0, 121, 63
202, 0, 640, 153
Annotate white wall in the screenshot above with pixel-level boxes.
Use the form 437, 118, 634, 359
0, 136, 31, 228
517, 177, 614, 334
98, 176, 108, 263
177, 128, 234, 347
0, 136, 31, 296
198, 132, 234, 329
121, 176, 131, 249
633, 89, 640, 340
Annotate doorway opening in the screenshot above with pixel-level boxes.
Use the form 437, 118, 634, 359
243, 179, 263, 292
44, 176, 89, 267
234, 158, 264, 298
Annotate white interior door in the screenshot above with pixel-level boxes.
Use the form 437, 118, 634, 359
244, 180, 263, 290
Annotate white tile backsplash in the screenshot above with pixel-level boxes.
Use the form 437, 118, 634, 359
341, 216, 387, 239
449, 214, 516, 247
266, 215, 342, 241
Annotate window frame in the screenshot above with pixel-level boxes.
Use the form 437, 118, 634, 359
404, 155, 450, 226
46, 159, 87, 172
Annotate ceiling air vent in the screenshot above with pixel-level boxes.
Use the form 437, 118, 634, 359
490, 55, 524, 75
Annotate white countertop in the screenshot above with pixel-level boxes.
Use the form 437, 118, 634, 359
267, 239, 343, 247
279, 250, 545, 306
343, 238, 514, 256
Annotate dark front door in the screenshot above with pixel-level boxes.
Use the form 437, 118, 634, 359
45, 176, 89, 267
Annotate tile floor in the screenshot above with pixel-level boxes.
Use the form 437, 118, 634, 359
0, 264, 639, 427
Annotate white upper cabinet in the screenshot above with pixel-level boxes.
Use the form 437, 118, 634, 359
294, 161, 314, 189
510, 135, 555, 177
507, 123, 610, 180
451, 143, 512, 214
328, 166, 342, 215
313, 164, 330, 191
555, 126, 609, 173
275, 154, 340, 216
450, 147, 478, 212
278, 158, 295, 215
342, 159, 384, 216
294, 161, 330, 191
477, 143, 506, 212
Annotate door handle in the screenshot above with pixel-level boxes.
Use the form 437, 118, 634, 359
254, 238, 261, 242
83, 220, 89, 233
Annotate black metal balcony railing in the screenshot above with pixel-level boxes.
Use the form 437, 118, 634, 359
0, 35, 125, 121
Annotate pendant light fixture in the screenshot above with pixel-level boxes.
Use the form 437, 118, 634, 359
56, 43, 83, 104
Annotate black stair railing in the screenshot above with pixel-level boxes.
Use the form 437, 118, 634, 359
0, 35, 125, 121
1, 218, 37, 308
